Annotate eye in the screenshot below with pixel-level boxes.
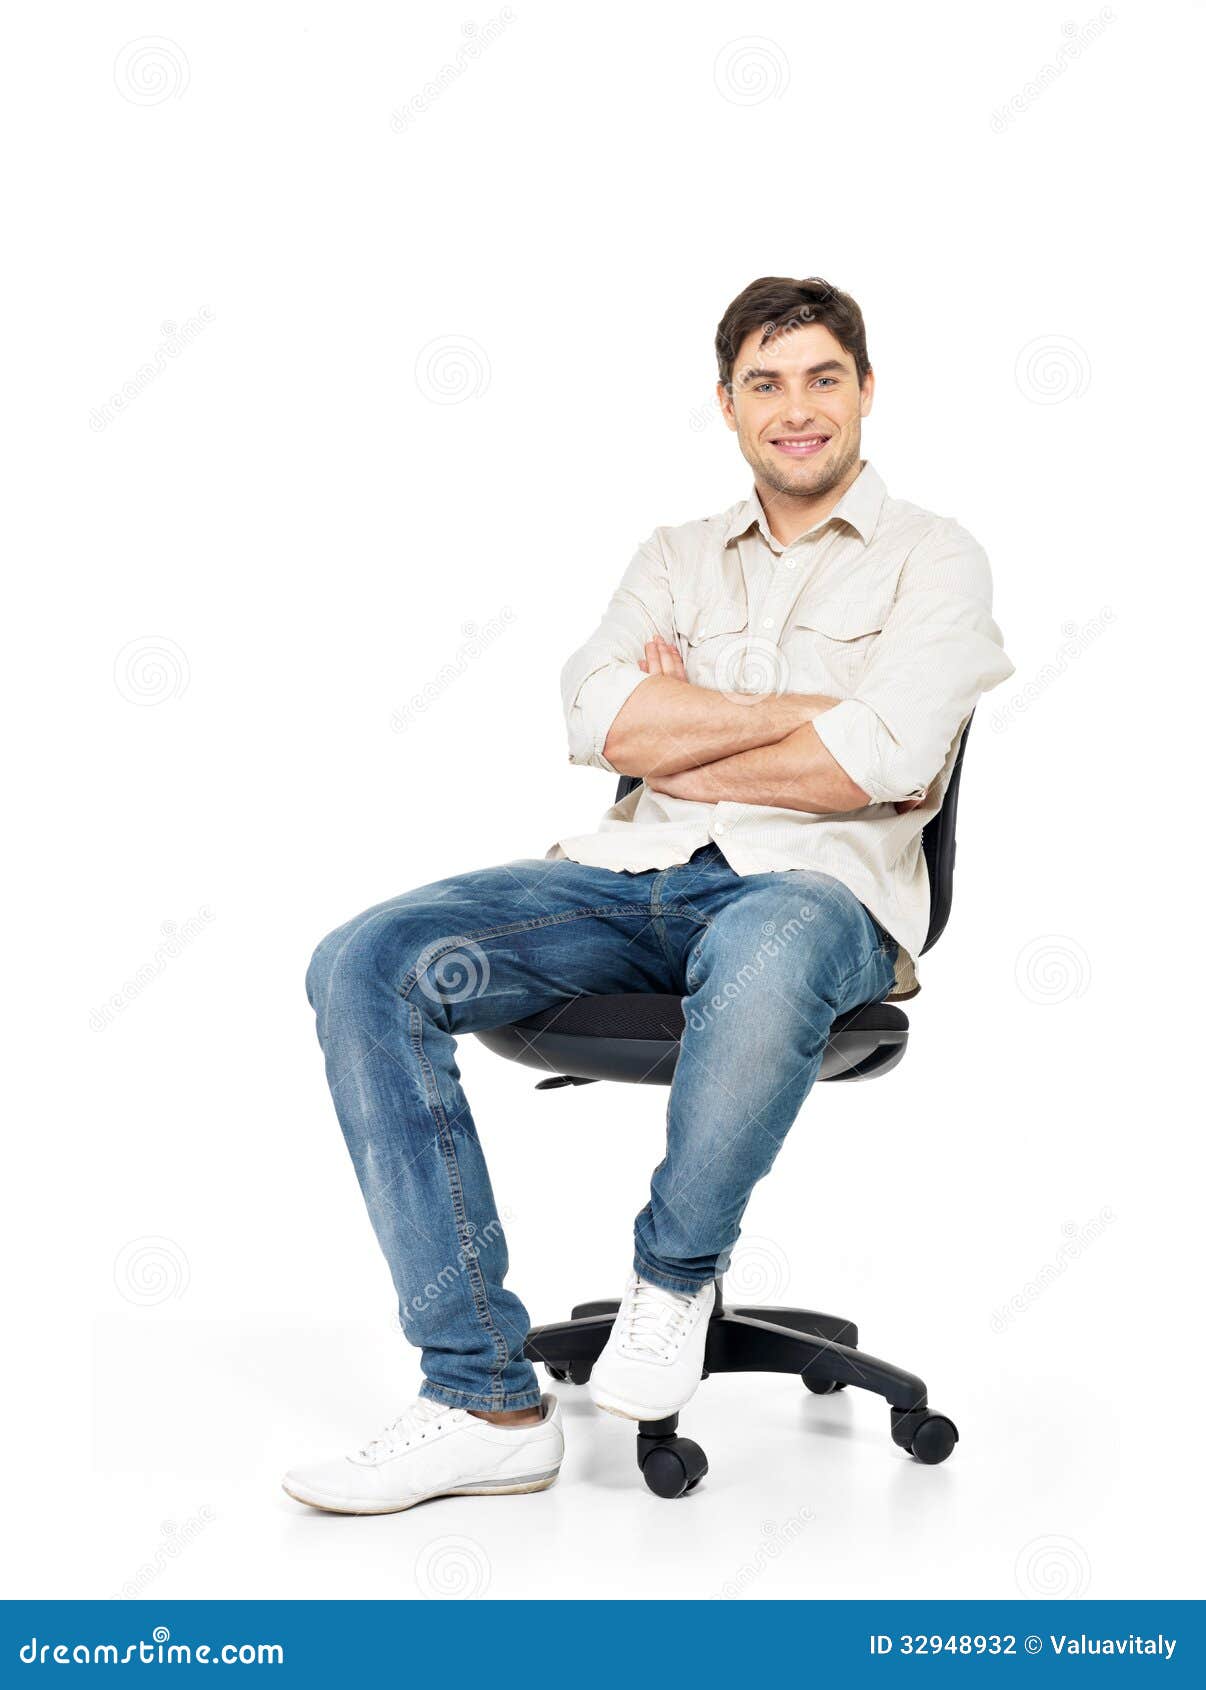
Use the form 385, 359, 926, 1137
814, 377, 838, 388
752, 381, 776, 393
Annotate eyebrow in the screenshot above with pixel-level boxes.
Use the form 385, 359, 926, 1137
736, 359, 848, 385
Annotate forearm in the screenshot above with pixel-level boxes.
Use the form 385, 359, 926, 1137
602, 674, 840, 778
648, 721, 873, 814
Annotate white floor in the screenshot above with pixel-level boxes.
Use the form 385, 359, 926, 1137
11, 957, 1205, 1603
8, 1274, 1193, 1603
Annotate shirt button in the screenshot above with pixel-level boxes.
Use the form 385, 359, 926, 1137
762, 618, 774, 630
785, 559, 798, 569
714, 822, 726, 834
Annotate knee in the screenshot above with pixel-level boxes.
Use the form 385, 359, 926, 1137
305, 924, 347, 1014
305, 903, 445, 1017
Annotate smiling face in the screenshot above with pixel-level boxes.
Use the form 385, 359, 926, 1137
719, 320, 874, 510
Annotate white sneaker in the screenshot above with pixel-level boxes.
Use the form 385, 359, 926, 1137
282, 1393, 564, 1515
589, 1274, 715, 1421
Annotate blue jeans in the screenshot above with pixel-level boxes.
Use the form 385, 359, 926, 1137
305, 843, 898, 1412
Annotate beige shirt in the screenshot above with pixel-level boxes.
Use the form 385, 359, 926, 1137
545, 461, 1014, 1000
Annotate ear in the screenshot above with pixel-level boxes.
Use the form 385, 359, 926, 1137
717, 380, 738, 433
859, 367, 875, 419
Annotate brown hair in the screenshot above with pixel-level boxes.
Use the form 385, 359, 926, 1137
715, 276, 871, 393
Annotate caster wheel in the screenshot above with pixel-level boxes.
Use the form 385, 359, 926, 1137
803, 1375, 846, 1394
545, 1365, 568, 1383
909, 1413, 959, 1465
567, 1360, 593, 1387
640, 1438, 708, 1499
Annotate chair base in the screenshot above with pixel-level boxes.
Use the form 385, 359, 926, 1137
524, 1285, 958, 1495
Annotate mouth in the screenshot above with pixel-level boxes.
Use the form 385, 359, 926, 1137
769, 433, 831, 459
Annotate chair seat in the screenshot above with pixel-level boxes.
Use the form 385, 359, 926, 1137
474, 993, 909, 1087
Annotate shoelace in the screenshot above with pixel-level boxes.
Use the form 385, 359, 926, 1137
357, 1399, 453, 1461
618, 1277, 698, 1359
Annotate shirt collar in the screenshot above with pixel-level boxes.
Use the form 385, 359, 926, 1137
723, 459, 887, 548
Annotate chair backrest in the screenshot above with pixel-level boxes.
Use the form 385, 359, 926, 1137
613, 713, 974, 958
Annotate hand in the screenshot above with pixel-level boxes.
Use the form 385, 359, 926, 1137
638, 635, 687, 681
645, 764, 725, 802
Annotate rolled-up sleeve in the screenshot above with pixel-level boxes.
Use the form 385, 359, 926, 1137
812, 520, 1015, 804
560, 535, 674, 773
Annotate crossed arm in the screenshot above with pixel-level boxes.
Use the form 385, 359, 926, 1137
564, 523, 1014, 818
604, 637, 907, 816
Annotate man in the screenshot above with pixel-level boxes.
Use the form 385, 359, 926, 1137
284, 275, 1014, 1514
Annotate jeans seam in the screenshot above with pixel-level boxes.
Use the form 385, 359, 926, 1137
633, 1250, 714, 1295
407, 1000, 513, 1404
419, 1380, 543, 1413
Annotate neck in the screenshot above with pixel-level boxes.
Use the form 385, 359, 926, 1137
755, 457, 865, 546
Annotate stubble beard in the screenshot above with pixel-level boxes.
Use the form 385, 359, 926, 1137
746, 427, 862, 503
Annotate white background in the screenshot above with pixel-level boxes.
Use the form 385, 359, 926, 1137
3, 0, 1202, 1603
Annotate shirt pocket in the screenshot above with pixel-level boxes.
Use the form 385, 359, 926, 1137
787, 595, 891, 696
673, 596, 762, 695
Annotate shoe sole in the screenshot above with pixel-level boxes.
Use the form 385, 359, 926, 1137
590, 1389, 695, 1423
281, 1469, 560, 1515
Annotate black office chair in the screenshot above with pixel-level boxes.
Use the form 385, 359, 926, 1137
476, 718, 973, 1497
